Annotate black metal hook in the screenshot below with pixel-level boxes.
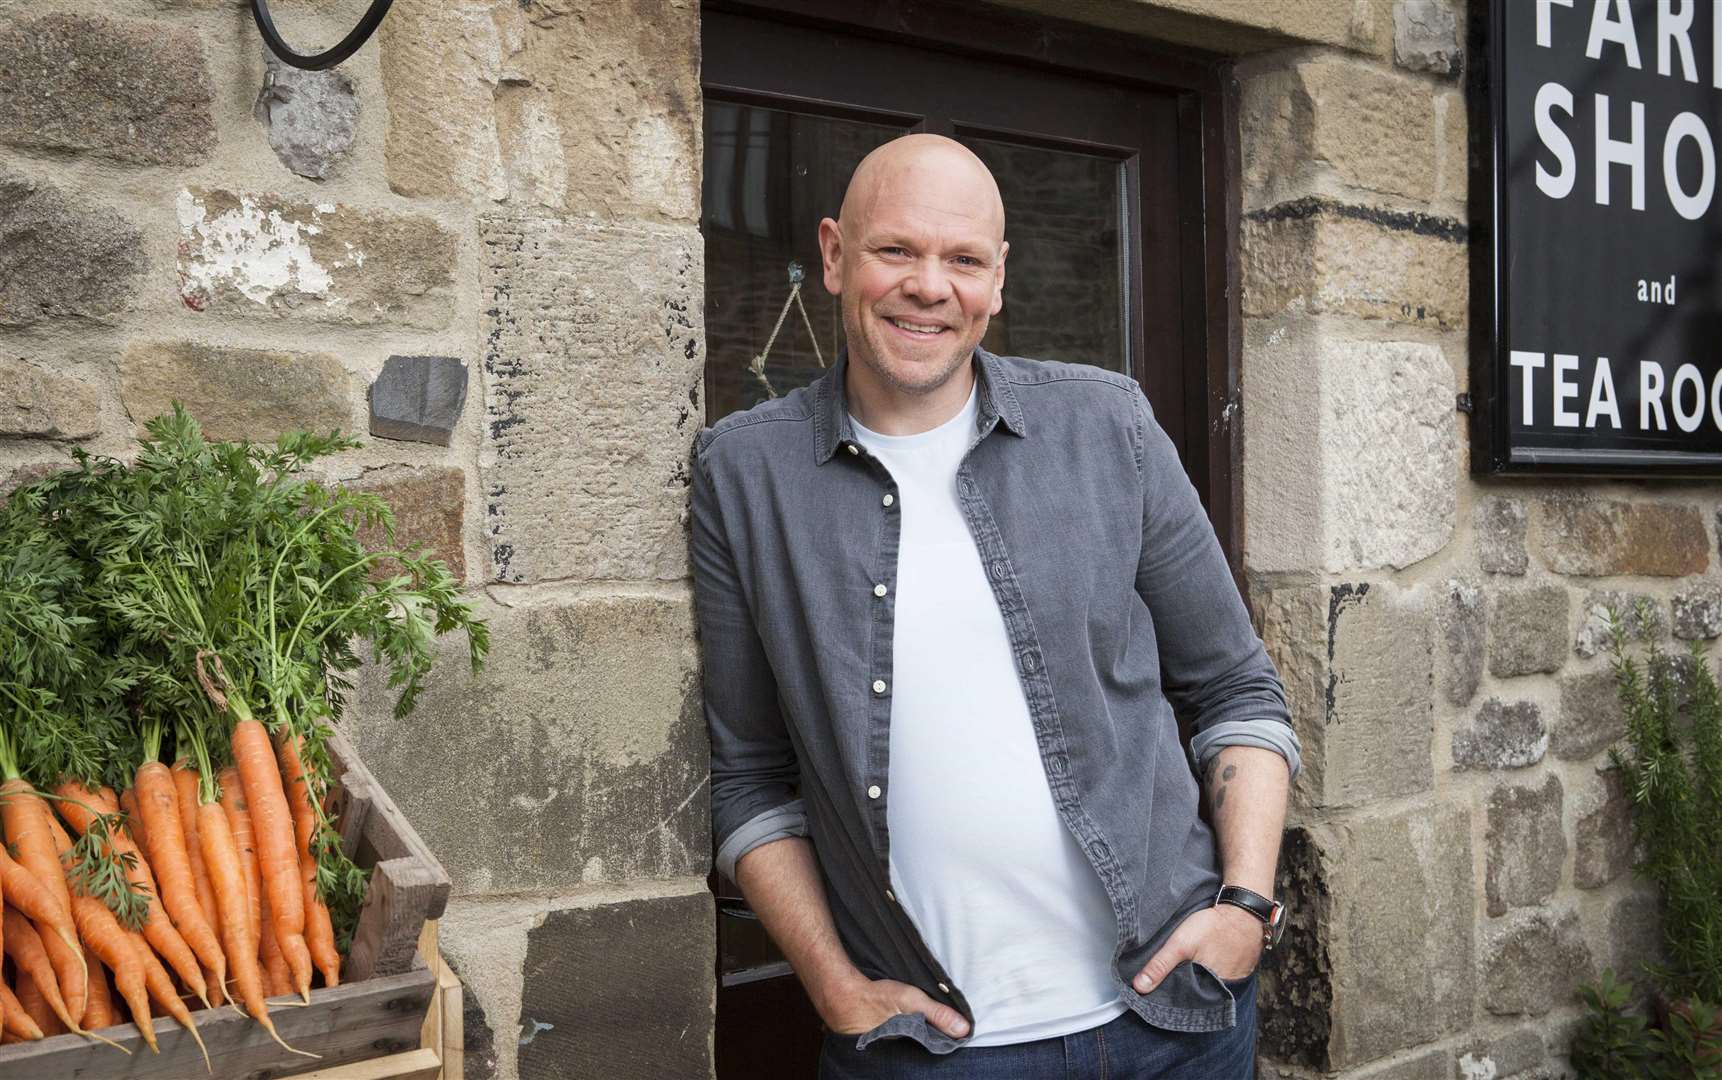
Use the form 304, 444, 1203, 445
251, 0, 395, 71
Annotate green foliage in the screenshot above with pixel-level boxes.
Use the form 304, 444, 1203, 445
1574, 970, 1657, 1079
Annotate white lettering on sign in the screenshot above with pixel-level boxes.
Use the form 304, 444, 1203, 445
1586, 0, 1642, 68
1536, 82, 1578, 197
1586, 357, 1622, 428
1658, 0, 1698, 82
1512, 351, 1548, 424
1553, 353, 1582, 426
1595, 93, 1647, 209
1511, 352, 1722, 436
1641, 361, 1667, 430
1664, 111, 1716, 218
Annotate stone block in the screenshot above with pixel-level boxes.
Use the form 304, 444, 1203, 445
1574, 589, 1662, 659
253, 50, 359, 180
118, 341, 356, 443
1242, 199, 1468, 331
0, 357, 102, 441
1394, 0, 1461, 76
349, 466, 467, 584
1453, 698, 1546, 770
0, 171, 145, 328
517, 891, 713, 1080
1437, 579, 1486, 707
380, 0, 699, 222
1, 461, 68, 499
1327, 802, 1474, 1065
1672, 584, 1722, 641
176, 188, 458, 329
994, 0, 1389, 56
1351, 1050, 1454, 1080
1460, 1028, 1548, 1080
1553, 669, 1627, 761
1254, 585, 1329, 808
1483, 907, 1593, 1017
1484, 775, 1565, 915
1488, 585, 1569, 677
1476, 495, 1527, 575
346, 594, 708, 894
1258, 828, 1333, 1068
479, 213, 702, 584
1573, 769, 1634, 890
1434, 87, 1470, 215
369, 355, 469, 447
0, 13, 215, 165
1604, 889, 1664, 985
1536, 495, 1708, 577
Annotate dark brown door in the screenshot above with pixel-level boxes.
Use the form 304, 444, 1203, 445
699, 4, 1237, 1076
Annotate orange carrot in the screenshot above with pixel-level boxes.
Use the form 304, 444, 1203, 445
130, 925, 211, 1070
54, 782, 210, 1008
173, 763, 221, 936
233, 721, 311, 1000
0, 847, 79, 962
259, 887, 293, 998
278, 733, 340, 988
0, 979, 43, 1041
134, 762, 225, 1002
218, 768, 263, 955
3, 906, 78, 1032
15, 969, 67, 1036
82, 952, 117, 1031
0, 780, 87, 1024
119, 787, 148, 854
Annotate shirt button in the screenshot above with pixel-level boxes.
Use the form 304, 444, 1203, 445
1020, 651, 1040, 673
882, 493, 895, 507
885, 889, 896, 902
846, 443, 859, 455
874, 583, 888, 597
938, 983, 951, 995
868, 785, 882, 799
872, 679, 887, 694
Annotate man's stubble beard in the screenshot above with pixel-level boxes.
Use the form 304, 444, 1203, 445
847, 309, 983, 398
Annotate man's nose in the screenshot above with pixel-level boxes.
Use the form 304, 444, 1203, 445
902, 258, 954, 303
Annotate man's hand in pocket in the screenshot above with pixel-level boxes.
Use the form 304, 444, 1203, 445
817, 973, 971, 1038
1132, 904, 1262, 993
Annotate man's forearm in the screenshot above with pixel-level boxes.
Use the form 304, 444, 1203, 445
734, 835, 864, 1015
1203, 744, 1291, 896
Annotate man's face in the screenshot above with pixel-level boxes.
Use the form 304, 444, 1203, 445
819, 154, 1007, 397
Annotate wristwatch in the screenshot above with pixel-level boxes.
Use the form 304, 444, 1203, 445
1215, 884, 1288, 951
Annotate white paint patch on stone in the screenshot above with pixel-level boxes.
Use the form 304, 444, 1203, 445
176, 189, 333, 306
626, 112, 697, 222
1459, 1052, 1499, 1080
440, 897, 537, 1080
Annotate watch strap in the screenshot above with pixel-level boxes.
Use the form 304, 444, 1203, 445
1215, 884, 1275, 922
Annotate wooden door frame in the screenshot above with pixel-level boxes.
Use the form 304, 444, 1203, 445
702, 0, 1245, 591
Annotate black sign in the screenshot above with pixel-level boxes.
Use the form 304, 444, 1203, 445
1473, 0, 1722, 475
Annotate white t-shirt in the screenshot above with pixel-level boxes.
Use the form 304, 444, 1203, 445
850, 381, 1126, 1047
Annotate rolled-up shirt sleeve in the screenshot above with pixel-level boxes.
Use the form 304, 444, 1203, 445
689, 428, 809, 882
1130, 387, 1302, 781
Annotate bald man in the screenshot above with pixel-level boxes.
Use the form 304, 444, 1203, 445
691, 134, 1300, 1079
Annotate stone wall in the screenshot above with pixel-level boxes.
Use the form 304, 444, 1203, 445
0, 1, 711, 1078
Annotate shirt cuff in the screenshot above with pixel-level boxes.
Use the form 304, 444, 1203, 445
1190, 720, 1302, 783
716, 798, 810, 882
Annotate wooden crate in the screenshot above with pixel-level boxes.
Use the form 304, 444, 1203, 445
0, 731, 454, 1079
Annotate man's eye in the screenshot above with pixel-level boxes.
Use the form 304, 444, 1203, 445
881, 247, 908, 257
954, 256, 980, 267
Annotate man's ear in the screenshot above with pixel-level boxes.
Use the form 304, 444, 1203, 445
817, 217, 844, 297
990, 239, 1009, 316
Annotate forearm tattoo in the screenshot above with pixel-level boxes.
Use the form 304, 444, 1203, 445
1204, 758, 1237, 813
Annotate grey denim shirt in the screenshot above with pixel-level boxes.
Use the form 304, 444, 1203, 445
690, 346, 1301, 1055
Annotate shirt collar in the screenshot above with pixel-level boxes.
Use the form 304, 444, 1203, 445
813, 345, 1026, 465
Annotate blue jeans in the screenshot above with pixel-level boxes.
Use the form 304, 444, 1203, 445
817, 973, 1258, 1079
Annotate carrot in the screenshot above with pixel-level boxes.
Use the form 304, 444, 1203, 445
258, 886, 293, 997
201, 799, 313, 1059
3, 906, 79, 1032
233, 721, 312, 1001
0, 847, 80, 963
54, 782, 210, 1008
0, 780, 87, 1023
173, 762, 221, 936
119, 787, 148, 853
133, 762, 226, 1003
16, 969, 67, 1036
130, 924, 211, 1071
82, 952, 117, 1030
0, 978, 43, 1041
278, 733, 340, 988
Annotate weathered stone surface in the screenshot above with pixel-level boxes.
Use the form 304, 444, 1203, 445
176, 189, 458, 329
1672, 584, 1722, 641
1394, 0, 1461, 76
517, 892, 713, 1080
1574, 770, 1634, 890
1242, 54, 1437, 204
253, 51, 359, 180
1328, 803, 1474, 1065
1241, 320, 1324, 574
118, 341, 356, 442
992, 0, 1388, 56
1242, 199, 1468, 330
1460, 1028, 1548, 1080
346, 595, 708, 894
479, 213, 702, 584
1, 461, 68, 499
369, 355, 469, 447
0, 171, 145, 328
1554, 669, 1627, 761
1575, 589, 1662, 658
380, 0, 699, 221
1488, 586, 1569, 677
1483, 907, 1593, 1017
1453, 698, 1547, 770
1438, 579, 1486, 707
0, 357, 102, 441
1434, 87, 1469, 215
1352, 1050, 1454, 1080
1254, 585, 1329, 810
1320, 341, 1456, 572
1485, 775, 1565, 915
1259, 828, 1333, 1068
1536, 495, 1708, 577
350, 466, 467, 584
0, 13, 215, 165
1605, 890, 1664, 984
1476, 495, 1527, 575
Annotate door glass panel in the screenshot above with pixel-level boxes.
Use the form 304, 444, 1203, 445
703, 103, 906, 423
963, 137, 1128, 373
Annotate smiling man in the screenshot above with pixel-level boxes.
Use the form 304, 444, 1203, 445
690, 133, 1300, 1079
